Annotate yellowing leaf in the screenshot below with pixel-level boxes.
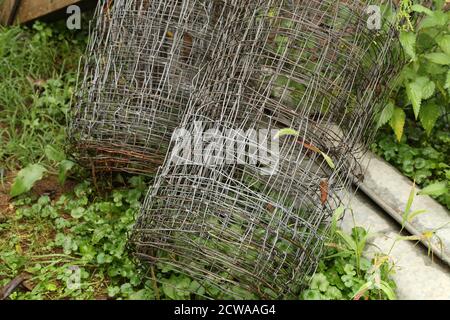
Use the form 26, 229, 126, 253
320, 152, 336, 170
389, 107, 406, 142
274, 128, 299, 140
423, 231, 435, 240
275, 128, 335, 169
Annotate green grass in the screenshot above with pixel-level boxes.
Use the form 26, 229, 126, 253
0, 21, 86, 171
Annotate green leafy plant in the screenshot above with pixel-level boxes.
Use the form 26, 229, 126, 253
0, 21, 87, 172
1, 177, 156, 300
10, 164, 47, 197
302, 209, 397, 300
44, 145, 76, 184
377, 0, 449, 140
372, 118, 449, 209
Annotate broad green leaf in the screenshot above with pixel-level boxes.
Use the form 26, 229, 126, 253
405, 82, 422, 119
44, 145, 66, 162
310, 273, 329, 293
162, 282, 176, 300
420, 10, 448, 29
377, 102, 394, 129
419, 182, 448, 197
423, 52, 450, 65
410, 4, 432, 16
399, 31, 416, 60
274, 128, 299, 139
389, 107, 406, 142
58, 160, 75, 185
405, 77, 434, 119
419, 103, 441, 136
437, 35, 450, 56
10, 164, 46, 197
71, 207, 85, 219
418, 78, 435, 100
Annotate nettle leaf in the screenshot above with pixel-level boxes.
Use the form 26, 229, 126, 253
420, 10, 448, 29
437, 35, 450, 56
419, 103, 441, 136
423, 52, 450, 65
410, 4, 433, 16
405, 82, 422, 119
399, 31, 416, 60
377, 102, 394, 129
411, 4, 433, 16
10, 164, 47, 197
389, 107, 406, 142
419, 78, 436, 100
406, 77, 435, 119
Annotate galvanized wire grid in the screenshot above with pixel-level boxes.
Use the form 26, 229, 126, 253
130, 0, 402, 299
70, 0, 249, 174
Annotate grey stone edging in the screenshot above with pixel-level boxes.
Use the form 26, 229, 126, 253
342, 191, 450, 300
356, 152, 450, 267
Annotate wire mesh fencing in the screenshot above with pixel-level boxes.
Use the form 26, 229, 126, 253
70, 0, 251, 174
130, 0, 403, 299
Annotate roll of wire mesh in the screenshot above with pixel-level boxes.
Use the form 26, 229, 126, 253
130, 0, 402, 299
70, 0, 249, 174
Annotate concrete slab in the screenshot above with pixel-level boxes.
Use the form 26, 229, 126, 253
358, 152, 450, 266
342, 191, 450, 300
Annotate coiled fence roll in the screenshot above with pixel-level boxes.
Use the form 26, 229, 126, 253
70, 0, 250, 174
131, 0, 403, 299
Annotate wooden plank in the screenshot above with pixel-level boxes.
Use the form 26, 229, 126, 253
16, 0, 84, 24
0, 0, 18, 25
1, 0, 95, 25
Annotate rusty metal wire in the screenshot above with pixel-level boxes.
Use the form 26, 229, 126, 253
70, 0, 248, 174
130, 0, 402, 299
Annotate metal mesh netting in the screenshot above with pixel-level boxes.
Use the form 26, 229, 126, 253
130, 0, 402, 299
70, 0, 250, 174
